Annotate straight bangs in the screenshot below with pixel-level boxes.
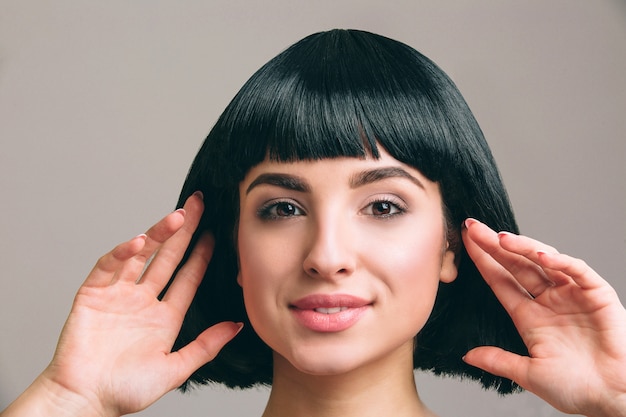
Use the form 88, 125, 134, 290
176, 29, 525, 395
207, 29, 473, 187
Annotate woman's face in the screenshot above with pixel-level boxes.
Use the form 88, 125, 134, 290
237, 147, 457, 377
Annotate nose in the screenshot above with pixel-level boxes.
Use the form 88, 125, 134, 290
302, 216, 356, 280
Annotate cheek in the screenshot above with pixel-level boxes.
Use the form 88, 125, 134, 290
383, 253, 443, 341
363, 221, 445, 318
238, 220, 286, 283
237, 226, 300, 336
364, 219, 445, 281
237, 229, 277, 302
237, 242, 275, 342
387, 247, 442, 307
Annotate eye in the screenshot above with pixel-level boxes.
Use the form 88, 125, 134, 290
257, 200, 304, 220
362, 198, 407, 218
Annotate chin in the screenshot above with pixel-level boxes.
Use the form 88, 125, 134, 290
282, 353, 367, 377
274, 337, 413, 379
273, 340, 367, 374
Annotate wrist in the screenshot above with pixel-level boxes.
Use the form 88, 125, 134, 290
1, 372, 117, 417
585, 391, 626, 417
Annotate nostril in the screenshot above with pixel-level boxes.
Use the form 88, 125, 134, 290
306, 266, 351, 279
302, 241, 356, 279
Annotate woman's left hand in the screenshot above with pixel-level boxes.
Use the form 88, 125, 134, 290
462, 218, 626, 417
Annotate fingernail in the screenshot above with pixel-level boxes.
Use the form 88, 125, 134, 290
193, 191, 204, 201
175, 208, 186, 216
498, 231, 514, 238
135, 233, 147, 241
463, 218, 478, 229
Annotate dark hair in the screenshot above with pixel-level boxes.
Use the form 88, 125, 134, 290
173, 29, 527, 394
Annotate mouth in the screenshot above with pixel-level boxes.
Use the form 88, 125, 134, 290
313, 307, 348, 314
290, 293, 371, 310
289, 294, 372, 332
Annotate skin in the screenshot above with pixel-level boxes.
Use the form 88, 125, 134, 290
236, 150, 457, 416
463, 219, 626, 417
0, 195, 243, 417
1, 157, 625, 416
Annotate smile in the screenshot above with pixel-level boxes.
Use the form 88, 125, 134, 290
290, 294, 371, 332
314, 307, 348, 314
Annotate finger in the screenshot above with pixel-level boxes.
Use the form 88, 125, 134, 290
112, 209, 186, 284
463, 220, 534, 313
497, 231, 572, 288
168, 321, 243, 388
138, 192, 205, 294
537, 251, 607, 290
463, 346, 531, 390
85, 235, 148, 287
464, 219, 554, 297
498, 231, 559, 260
162, 233, 214, 313
539, 267, 573, 287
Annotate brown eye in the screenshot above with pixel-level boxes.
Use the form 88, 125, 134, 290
372, 201, 392, 216
258, 200, 304, 220
362, 198, 406, 218
275, 202, 298, 217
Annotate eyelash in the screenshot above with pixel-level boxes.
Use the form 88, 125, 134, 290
257, 199, 305, 220
256, 197, 408, 220
362, 197, 408, 219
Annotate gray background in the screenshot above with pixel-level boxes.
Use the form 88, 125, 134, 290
1, 1, 624, 416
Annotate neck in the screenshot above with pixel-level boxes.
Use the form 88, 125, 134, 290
262, 343, 437, 417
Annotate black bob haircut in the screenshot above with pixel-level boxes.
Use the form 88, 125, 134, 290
173, 29, 527, 394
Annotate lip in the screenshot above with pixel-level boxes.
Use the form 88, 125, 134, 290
289, 294, 372, 333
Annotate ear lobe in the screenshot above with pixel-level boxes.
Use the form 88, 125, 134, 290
440, 249, 458, 283
236, 272, 243, 287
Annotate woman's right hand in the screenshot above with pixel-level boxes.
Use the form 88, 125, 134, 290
1, 192, 242, 417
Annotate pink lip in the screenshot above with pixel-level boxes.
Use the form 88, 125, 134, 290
289, 294, 371, 333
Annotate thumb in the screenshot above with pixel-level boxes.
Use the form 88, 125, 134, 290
170, 321, 243, 385
463, 346, 531, 389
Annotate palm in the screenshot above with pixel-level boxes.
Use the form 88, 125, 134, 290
463, 219, 626, 416
41, 195, 241, 416
52, 284, 180, 412
517, 281, 625, 411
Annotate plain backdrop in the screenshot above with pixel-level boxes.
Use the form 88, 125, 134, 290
1, 1, 624, 416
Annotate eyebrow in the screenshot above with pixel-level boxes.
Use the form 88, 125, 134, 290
350, 167, 425, 190
246, 166, 424, 195
246, 173, 311, 194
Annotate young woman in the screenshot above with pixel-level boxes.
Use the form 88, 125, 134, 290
2, 29, 625, 417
